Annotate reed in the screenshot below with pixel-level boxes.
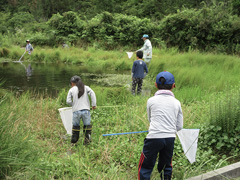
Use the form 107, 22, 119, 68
0, 84, 233, 179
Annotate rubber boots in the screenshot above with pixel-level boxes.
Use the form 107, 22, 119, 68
71, 126, 80, 144
83, 125, 92, 145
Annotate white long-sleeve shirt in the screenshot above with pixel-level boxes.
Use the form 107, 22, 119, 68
138, 39, 152, 59
66, 85, 96, 112
26, 43, 33, 54
146, 90, 183, 139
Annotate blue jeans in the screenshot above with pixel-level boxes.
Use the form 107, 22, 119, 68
72, 110, 91, 126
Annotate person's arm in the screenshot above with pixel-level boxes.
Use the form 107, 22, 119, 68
146, 40, 152, 56
66, 89, 73, 106
176, 104, 183, 131
30, 44, 33, 51
87, 86, 97, 109
131, 62, 136, 78
137, 41, 147, 52
147, 99, 151, 122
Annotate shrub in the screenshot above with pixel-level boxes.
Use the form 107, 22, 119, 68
7, 12, 35, 32
48, 11, 84, 44
1, 48, 10, 57
82, 12, 158, 49
159, 3, 240, 54
30, 32, 56, 46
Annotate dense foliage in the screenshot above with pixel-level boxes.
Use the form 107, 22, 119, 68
1, 0, 240, 53
159, 4, 240, 54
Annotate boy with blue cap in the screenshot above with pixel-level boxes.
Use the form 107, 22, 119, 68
138, 71, 183, 180
138, 34, 152, 65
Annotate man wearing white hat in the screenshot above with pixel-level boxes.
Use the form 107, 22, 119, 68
25, 40, 33, 55
138, 34, 152, 65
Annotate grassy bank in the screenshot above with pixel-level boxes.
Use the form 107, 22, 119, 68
1, 47, 240, 179
1, 86, 239, 179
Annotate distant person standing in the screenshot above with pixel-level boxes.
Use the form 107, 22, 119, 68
62, 42, 69, 48
138, 34, 152, 66
131, 51, 148, 95
25, 40, 33, 55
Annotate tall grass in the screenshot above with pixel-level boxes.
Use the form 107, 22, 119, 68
1, 85, 233, 179
1, 47, 240, 179
210, 87, 240, 134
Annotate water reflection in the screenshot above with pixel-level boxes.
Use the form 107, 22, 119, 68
0, 62, 96, 97
0, 62, 128, 97
18, 62, 33, 78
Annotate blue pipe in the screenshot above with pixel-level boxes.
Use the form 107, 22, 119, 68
102, 131, 148, 136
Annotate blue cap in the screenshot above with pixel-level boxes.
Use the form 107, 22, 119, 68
142, 34, 149, 39
156, 71, 175, 85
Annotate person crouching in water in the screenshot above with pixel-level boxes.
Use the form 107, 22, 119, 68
66, 75, 97, 145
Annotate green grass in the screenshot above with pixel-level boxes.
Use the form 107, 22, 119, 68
1, 86, 239, 179
1, 47, 240, 179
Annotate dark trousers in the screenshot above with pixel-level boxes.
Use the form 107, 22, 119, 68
132, 78, 143, 95
138, 138, 175, 180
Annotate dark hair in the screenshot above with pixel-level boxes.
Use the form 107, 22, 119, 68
136, 51, 143, 59
70, 75, 85, 98
157, 77, 173, 90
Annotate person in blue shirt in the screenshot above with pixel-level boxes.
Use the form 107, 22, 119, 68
131, 51, 148, 95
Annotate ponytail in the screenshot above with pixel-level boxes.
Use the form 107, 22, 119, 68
70, 75, 85, 98
76, 80, 85, 98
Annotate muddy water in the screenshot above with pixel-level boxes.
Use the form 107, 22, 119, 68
0, 61, 125, 97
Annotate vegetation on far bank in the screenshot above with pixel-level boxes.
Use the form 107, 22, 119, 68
1, 1, 240, 54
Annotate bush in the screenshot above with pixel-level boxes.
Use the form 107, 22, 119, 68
83, 12, 158, 49
30, 32, 56, 46
0, 48, 10, 57
159, 3, 240, 54
7, 12, 35, 32
48, 11, 84, 45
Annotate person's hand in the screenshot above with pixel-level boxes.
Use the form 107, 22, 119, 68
92, 106, 96, 110
147, 53, 149, 56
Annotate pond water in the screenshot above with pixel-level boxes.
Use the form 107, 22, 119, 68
0, 61, 127, 97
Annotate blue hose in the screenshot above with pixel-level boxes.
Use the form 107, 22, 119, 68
102, 131, 148, 136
